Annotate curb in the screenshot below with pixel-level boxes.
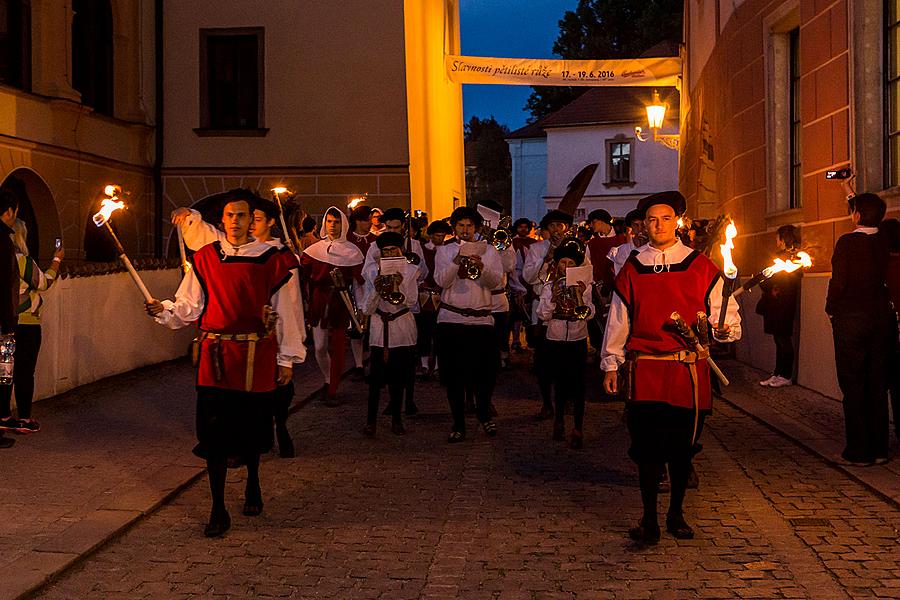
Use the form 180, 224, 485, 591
14, 373, 336, 600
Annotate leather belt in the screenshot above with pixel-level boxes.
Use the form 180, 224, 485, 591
198, 330, 268, 392
490, 290, 505, 296
375, 308, 410, 361
439, 303, 492, 318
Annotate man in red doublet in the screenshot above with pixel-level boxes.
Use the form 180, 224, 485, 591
147, 190, 305, 538
601, 191, 741, 544
300, 207, 364, 404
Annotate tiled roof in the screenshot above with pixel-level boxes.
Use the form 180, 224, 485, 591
506, 118, 549, 140
539, 86, 680, 129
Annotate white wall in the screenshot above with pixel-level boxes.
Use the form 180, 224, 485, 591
508, 137, 547, 221
544, 123, 679, 219
31, 270, 195, 401
734, 274, 841, 400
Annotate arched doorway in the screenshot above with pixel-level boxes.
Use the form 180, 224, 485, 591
0, 168, 60, 261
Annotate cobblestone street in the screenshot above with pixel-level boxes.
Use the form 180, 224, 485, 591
5, 353, 899, 599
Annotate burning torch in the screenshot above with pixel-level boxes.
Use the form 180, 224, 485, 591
717, 221, 738, 331
271, 186, 296, 253
731, 251, 813, 299
93, 185, 154, 302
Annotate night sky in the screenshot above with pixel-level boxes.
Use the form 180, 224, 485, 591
459, 0, 577, 132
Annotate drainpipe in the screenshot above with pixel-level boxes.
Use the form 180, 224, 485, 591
153, 0, 164, 257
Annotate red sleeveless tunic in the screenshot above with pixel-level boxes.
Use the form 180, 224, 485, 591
614, 250, 721, 410
192, 242, 298, 392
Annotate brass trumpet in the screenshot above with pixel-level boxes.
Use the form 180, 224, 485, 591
459, 256, 481, 280
551, 276, 590, 320
375, 273, 405, 305
483, 215, 513, 251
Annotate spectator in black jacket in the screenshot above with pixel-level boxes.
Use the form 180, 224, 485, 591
826, 193, 893, 466
879, 218, 900, 443
0, 191, 19, 449
758, 225, 802, 388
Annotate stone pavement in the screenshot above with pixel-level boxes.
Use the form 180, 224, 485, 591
17, 353, 900, 599
0, 353, 330, 600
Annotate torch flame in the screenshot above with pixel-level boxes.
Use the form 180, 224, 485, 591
719, 221, 738, 278
271, 186, 288, 195
677, 217, 685, 229
761, 251, 813, 278
92, 197, 125, 227
347, 195, 367, 211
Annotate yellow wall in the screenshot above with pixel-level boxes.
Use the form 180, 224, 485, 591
404, 0, 465, 217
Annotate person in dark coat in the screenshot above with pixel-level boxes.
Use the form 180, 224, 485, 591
0, 191, 19, 449
878, 218, 900, 443
757, 225, 802, 388
826, 193, 893, 466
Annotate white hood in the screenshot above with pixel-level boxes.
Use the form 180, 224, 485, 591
303, 206, 363, 267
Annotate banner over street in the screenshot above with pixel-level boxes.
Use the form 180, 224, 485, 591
446, 55, 681, 87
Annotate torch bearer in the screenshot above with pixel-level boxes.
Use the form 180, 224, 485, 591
717, 221, 738, 331
271, 186, 296, 253
93, 185, 154, 302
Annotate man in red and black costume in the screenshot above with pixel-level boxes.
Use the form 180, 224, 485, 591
147, 191, 305, 537
601, 191, 740, 544
301, 207, 364, 405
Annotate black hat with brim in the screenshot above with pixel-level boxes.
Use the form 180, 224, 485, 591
636, 191, 687, 218
553, 241, 585, 266
539, 209, 574, 229
587, 209, 613, 224
376, 231, 404, 250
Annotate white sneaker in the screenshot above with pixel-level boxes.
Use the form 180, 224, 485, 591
768, 376, 792, 388
759, 376, 776, 386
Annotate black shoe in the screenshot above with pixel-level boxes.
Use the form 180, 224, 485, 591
391, 421, 406, 436
569, 429, 583, 450
362, 423, 376, 437
482, 421, 498, 437
628, 521, 660, 544
0, 417, 20, 431
0, 436, 14, 449
405, 402, 419, 416
14, 419, 40, 434
666, 514, 694, 539
447, 431, 465, 443
552, 421, 565, 442
324, 394, 340, 408
535, 406, 553, 421
243, 489, 263, 516
204, 510, 231, 537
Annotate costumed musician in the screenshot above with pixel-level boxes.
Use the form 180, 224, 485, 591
300, 207, 364, 405
585, 209, 627, 355
607, 209, 648, 277
509, 218, 537, 352
535, 240, 595, 449
600, 191, 741, 544
360, 232, 420, 437
522, 209, 591, 421
170, 190, 306, 458
418, 220, 453, 378
147, 192, 305, 538
435, 206, 503, 442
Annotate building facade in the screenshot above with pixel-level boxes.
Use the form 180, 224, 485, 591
507, 87, 680, 223
680, 0, 897, 397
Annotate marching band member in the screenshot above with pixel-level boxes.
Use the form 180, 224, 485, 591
435, 206, 503, 442
361, 232, 419, 437
586, 210, 626, 355
170, 191, 305, 458
418, 220, 452, 378
523, 210, 591, 420
147, 193, 305, 537
536, 240, 595, 449
301, 207, 364, 406
346, 205, 377, 377
510, 218, 537, 351
608, 209, 648, 277
601, 191, 740, 544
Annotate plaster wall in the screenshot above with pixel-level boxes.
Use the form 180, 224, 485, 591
508, 138, 547, 222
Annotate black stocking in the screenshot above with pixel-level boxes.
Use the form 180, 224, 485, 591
207, 458, 227, 514
667, 457, 692, 519
244, 453, 261, 502
637, 462, 664, 525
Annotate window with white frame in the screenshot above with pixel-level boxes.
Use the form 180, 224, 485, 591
605, 135, 635, 187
